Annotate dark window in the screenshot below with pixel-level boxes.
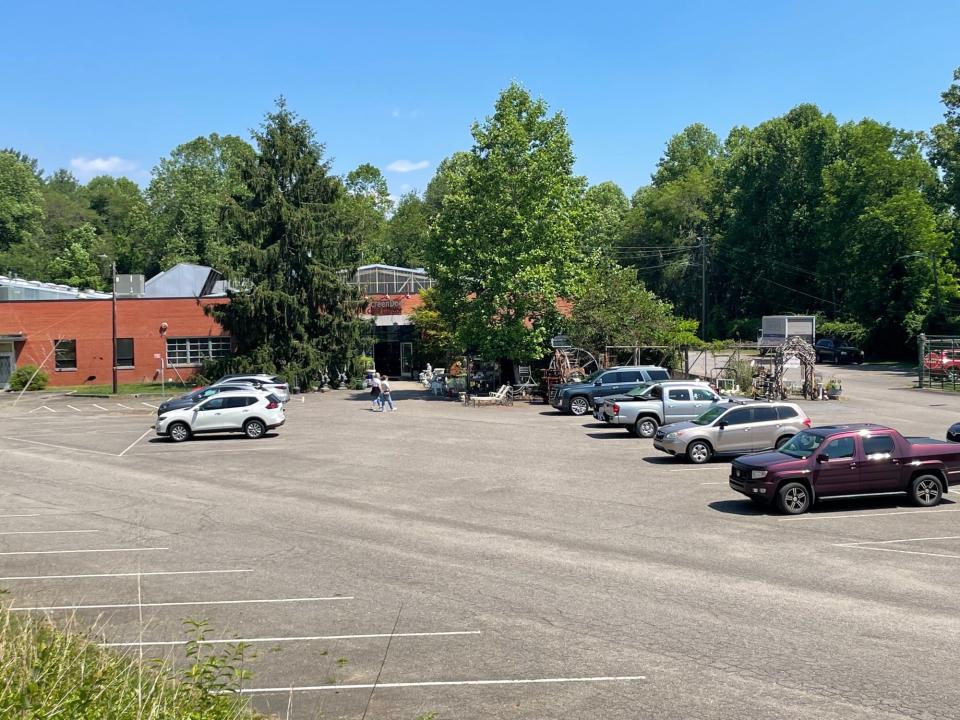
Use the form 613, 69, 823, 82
647, 369, 670, 381
863, 435, 896, 457
692, 388, 716, 401
777, 405, 798, 420
619, 370, 645, 383
116, 338, 134, 367
817, 339, 833, 349
55, 340, 77, 370
721, 408, 752, 426
199, 397, 226, 411
222, 396, 253, 409
648, 385, 663, 399
824, 436, 855, 459
668, 389, 690, 401
166, 336, 231, 366
753, 406, 779, 422
266, 393, 281, 404
600, 372, 622, 384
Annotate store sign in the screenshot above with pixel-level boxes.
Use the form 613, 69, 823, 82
368, 297, 403, 315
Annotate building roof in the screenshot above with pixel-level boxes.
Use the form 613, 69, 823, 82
144, 263, 228, 298
0, 275, 111, 301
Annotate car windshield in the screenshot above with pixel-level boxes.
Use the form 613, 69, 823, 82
626, 383, 653, 398
778, 431, 825, 458
581, 370, 605, 384
692, 406, 726, 425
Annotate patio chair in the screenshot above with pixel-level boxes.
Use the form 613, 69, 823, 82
470, 384, 511, 407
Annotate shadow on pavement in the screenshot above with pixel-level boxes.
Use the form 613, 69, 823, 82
708, 500, 767, 516
148, 433, 280, 444
586, 432, 634, 440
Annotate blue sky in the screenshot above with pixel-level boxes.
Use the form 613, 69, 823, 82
2, 1, 959, 200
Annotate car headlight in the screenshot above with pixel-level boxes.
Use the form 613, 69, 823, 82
665, 432, 678, 441
751, 470, 768, 480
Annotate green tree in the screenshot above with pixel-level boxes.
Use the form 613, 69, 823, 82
409, 287, 459, 362
652, 123, 721, 187
381, 191, 430, 268
48, 223, 106, 290
0, 151, 44, 251
568, 261, 700, 352
428, 84, 588, 361
580, 181, 629, 249
146, 133, 254, 275
211, 99, 366, 383
423, 152, 471, 217
343, 163, 390, 263
930, 66, 960, 213
84, 176, 149, 273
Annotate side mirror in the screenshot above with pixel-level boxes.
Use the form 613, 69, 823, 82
717, 420, 728, 429
816, 453, 829, 463
594, 380, 602, 386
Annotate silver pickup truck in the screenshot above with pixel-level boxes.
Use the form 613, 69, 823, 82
604, 381, 727, 438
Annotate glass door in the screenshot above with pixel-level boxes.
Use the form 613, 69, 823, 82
400, 342, 413, 378
0, 352, 13, 388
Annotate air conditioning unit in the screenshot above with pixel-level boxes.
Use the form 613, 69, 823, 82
115, 274, 145, 297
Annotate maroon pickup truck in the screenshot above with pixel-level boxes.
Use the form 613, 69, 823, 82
729, 424, 960, 514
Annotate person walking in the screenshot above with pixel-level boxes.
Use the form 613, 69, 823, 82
379, 374, 396, 412
370, 373, 382, 411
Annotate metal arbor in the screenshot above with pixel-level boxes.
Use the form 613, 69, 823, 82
762, 336, 816, 400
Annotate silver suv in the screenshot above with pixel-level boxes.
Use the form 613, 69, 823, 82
653, 402, 811, 464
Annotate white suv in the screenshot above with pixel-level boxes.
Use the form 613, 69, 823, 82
155, 390, 286, 442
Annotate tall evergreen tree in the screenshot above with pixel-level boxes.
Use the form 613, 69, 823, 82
211, 100, 366, 383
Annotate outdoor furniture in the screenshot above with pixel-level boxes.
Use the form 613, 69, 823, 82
470, 384, 513, 407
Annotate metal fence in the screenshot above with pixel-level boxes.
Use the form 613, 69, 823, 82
917, 333, 960, 389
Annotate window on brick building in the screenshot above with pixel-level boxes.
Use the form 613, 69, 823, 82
55, 339, 77, 370
116, 338, 134, 367
166, 337, 231, 366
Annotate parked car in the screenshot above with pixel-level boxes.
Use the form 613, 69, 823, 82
156, 383, 259, 416
814, 338, 864, 364
948, 421, 960, 443
155, 390, 285, 442
924, 350, 960, 380
654, 402, 810, 463
550, 366, 671, 416
606, 381, 725, 437
213, 374, 291, 402
729, 424, 959, 514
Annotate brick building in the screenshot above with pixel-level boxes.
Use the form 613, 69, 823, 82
0, 267, 228, 389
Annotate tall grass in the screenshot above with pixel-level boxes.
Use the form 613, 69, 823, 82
0, 604, 266, 720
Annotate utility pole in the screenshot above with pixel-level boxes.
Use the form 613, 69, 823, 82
699, 235, 707, 340
111, 260, 118, 395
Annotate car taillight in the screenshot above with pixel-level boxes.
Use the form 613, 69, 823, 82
803, 417, 812, 427
275, 384, 288, 390
613, 403, 620, 414
266, 401, 279, 409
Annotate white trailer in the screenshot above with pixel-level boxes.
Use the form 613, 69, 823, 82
757, 315, 816, 354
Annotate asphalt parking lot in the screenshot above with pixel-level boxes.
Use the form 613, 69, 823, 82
2, 365, 960, 719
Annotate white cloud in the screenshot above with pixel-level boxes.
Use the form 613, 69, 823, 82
386, 159, 429, 173
70, 155, 139, 179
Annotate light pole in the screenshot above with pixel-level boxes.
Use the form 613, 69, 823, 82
99, 255, 118, 394
898, 252, 941, 311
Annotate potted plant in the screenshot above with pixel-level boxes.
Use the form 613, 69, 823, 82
825, 377, 842, 400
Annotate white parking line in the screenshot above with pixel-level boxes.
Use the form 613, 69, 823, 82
833, 546, 960, 561
0, 546, 167, 557
66, 405, 82, 412
13, 596, 354, 611
92, 404, 108, 411
102, 630, 482, 648
0, 513, 45, 518
27, 406, 56, 414
141, 402, 159, 409
836, 535, 960, 546
115, 403, 135, 410
779, 507, 960, 522
118, 428, 153, 457
0, 529, 99, 536
1, 436, 118, 457
236, 675, 647, 694
0, 568, 252, 581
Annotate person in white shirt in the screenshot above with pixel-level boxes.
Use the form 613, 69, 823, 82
370, 374, 382, 411
379, 374, 396, 412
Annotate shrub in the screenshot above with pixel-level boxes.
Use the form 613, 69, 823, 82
8, 365, 48, 391
727, 359, 755, 394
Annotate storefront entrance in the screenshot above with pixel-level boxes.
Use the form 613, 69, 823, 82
0, 342, 15, 388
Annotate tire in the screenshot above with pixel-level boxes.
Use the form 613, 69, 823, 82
948, 368, 959, 383
777, 482, 811, 515
775, 435, 793, 450
168, 422, 190, 443
815, 353, 821, 364
244, 419, 266, 439
633, 417, 659, 438
569, 396, 590, 416
910, 475, 943, 507
686, 440, 712, 464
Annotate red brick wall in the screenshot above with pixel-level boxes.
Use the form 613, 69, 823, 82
0, 297, 227, 387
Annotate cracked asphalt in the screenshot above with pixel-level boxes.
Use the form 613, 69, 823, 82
1, 365, 959, 719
